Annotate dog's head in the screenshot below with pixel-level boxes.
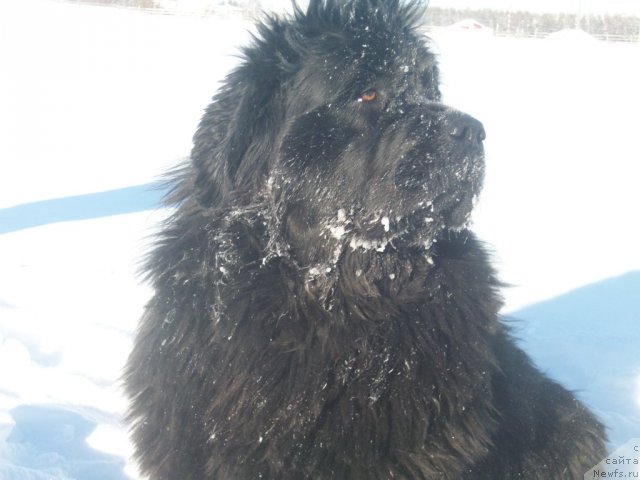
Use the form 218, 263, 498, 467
190, 0, 485, 268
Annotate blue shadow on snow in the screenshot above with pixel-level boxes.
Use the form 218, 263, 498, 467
0, 405, 128, 480
0, 182, 166, 234
508, 270, 640, 449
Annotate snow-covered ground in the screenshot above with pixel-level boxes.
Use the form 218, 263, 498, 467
0, 1, 639, 478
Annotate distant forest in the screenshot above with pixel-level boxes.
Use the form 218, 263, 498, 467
63, 0, 640, 42
425, 7, 640, 42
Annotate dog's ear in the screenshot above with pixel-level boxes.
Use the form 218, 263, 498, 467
190, 78, 276, 208
190, 19, 300, 209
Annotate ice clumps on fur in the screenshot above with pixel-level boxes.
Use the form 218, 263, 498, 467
261, 176, 476, 287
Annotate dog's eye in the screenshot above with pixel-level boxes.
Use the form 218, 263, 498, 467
358, 89, 378, 103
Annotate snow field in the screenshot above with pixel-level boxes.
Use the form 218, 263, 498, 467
1, 1, 639, 478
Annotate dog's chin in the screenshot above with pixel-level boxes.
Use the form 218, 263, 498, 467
441, 197, 476, 233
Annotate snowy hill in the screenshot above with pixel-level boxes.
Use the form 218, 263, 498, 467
510, 271, 640, 448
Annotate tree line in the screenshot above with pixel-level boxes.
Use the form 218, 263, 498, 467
425, 7, 640, 42
62, 1, 640, 42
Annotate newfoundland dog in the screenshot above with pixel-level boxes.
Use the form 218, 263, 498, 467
125, 1, 606, 478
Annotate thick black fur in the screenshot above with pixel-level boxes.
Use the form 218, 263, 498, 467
125, 1, 606, 478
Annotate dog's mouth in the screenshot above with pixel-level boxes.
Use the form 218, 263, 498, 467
389, 149, 484, 239
338, 196, 475, 254
360, 186, 478, 236
296, 190, 479, 275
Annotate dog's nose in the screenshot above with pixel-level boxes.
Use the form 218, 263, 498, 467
447, 113, 486, 144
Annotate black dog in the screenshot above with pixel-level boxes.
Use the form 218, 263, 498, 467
125, 1, 606, 478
